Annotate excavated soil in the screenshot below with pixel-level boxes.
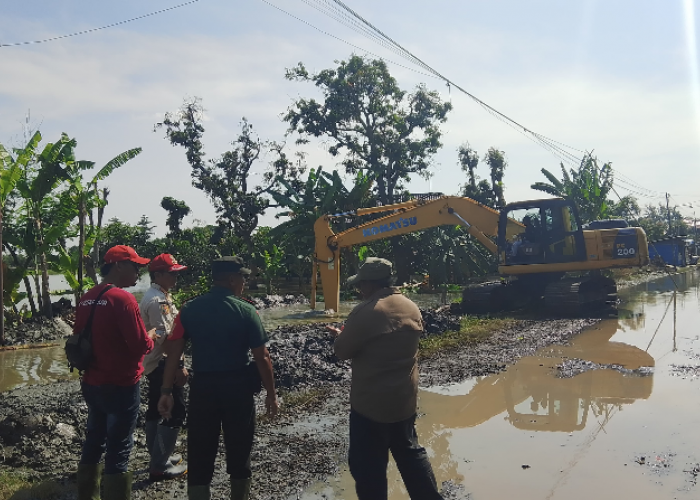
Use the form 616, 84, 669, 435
0, 305, 603, 499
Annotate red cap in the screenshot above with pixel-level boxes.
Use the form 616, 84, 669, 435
149, 253, 187, 273
103, 245, 150, 265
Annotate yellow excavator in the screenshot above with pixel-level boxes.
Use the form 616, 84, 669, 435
311, 195, 649, 315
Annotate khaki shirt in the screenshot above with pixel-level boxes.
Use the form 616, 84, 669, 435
334, 287, 423, 423
139, 283, 178, 375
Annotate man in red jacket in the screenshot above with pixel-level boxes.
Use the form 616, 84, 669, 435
75, 245, 156, 500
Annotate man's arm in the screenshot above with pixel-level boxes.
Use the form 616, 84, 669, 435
116, 297, 154, 357
158, 337, 185, 419
333, 310, 372, 360
252, 345, 278, 417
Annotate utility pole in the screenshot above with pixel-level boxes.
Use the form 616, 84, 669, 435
666, 192, 673, 236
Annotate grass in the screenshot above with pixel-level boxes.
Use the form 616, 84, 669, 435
0, 471, 71, 500
418, 316, 515, 358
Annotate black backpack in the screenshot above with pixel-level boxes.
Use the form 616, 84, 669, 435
65, 285, 115, 374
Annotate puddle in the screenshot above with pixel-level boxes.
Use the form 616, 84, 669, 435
300, 270, 700, 500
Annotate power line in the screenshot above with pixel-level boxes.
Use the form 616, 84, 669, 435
262, 0, 585, 166
259, 0, 436, 79
0, 0, 200, 48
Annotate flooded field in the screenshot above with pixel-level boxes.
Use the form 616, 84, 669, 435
301, 271, 700, 500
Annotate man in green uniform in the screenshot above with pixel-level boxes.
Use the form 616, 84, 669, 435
158, 256, 278, 500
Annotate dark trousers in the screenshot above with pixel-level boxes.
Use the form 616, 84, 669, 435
187, 372, 255, 486
349, 409, 443, 500
145, 359, 186, 428
80, 382, 140, 474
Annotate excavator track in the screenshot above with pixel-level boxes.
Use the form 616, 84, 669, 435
543, 277, 617, 315
461, 281, 511, 314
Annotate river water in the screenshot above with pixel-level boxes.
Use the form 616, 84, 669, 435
301, 271, 700, 500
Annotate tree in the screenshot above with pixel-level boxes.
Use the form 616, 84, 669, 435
0, 131, 41, 341
156, 100, 304, 256
64, 147, 142, 298
284, 55, 452, 206
531, 153, 613, 223
484, 147, 507, 207
161, 197, 191, 236
638, 203, 689, 240
458, 144, 499, 208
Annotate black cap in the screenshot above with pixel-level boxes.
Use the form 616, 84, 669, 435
211, 256, 251, 275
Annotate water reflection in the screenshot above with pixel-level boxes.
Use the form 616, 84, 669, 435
0, 344, 75, 391
420, 318, 654, 436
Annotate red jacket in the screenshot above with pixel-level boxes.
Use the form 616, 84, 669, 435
74, 283, 153, 386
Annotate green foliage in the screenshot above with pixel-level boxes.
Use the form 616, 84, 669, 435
637, 203, 690, 240
484, 147, 507, 207
156, 100, 304, 254
270, 167, 373, 251
531, 153, 613, 223
284, 55, 452, 205
161, 196, 191, 236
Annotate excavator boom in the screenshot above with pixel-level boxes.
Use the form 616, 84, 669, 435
313, 196, 522, 311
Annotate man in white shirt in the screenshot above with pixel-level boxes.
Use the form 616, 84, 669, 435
139, 253, 188, 481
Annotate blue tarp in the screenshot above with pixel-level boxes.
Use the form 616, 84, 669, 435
648, 238, 693, 267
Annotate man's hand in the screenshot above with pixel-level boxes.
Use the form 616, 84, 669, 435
265, 393, 279, 417
147, 328, 158, 341
325, 325, 342, 337
158, 394, 174, 419
174, 367, 189, 387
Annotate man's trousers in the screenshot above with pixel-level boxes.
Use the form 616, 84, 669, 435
348, 409, 443, 500
186, 371, 255, 486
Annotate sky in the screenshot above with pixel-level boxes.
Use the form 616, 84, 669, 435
1, 0, 699, 236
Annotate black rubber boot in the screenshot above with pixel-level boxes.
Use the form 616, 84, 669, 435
77, 463, 103, 500
230, 477, 251, 500
188, 484, 211, 500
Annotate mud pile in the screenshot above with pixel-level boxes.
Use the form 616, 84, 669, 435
1, 317, 73, 346
267, 324, 350, 389
245, 294, 309, 309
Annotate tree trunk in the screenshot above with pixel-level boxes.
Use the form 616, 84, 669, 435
77, 196, 86, 297
35, 219, 53, 319
39, 252, 52, 319
0, 211, 4, 344
6, 244, 37, 316
33, 262, 43, 314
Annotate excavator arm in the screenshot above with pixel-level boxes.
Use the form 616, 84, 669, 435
312, 196, 523, 311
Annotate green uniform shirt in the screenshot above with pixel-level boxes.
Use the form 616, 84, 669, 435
179, 286, 268, 372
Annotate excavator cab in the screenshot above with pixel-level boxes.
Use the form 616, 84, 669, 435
499, 199, 587, 267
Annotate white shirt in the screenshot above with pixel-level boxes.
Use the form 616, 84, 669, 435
139, 283, 178, 376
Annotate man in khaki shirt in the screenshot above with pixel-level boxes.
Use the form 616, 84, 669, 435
330, 257, 443, 500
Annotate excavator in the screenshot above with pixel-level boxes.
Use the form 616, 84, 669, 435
311, 195, 649, 315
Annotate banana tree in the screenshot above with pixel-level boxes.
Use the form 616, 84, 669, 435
0, 131, 42, 342
64, 147, 142, 297
531, 153, 613, 224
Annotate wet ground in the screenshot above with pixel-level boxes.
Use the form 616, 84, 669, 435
301, 270, 700, 500
1, 271, 699, 499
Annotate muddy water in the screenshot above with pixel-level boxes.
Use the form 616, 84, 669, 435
301, 271, 700, 500
0, 292, 453, 392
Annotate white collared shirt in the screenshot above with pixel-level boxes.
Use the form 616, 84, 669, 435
139, 283, 178, 375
